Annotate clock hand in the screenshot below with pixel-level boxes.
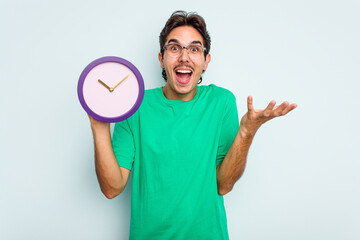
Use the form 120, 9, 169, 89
112, 74, 130, 91
98, 79, 112, 92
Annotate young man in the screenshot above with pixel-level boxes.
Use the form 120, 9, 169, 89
89, 11, 297, 239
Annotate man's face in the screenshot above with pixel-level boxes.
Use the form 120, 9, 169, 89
159, 26, 211, 101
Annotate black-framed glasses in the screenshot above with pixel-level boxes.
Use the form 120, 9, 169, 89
163, 43, 206, 59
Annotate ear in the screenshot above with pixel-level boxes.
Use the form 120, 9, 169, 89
203, 53, 211, 71
158, 52, 165, 68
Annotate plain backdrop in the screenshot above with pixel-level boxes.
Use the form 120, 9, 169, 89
1, 0, 359, 239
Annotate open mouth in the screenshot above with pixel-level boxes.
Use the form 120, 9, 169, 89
175, 68, 193, 84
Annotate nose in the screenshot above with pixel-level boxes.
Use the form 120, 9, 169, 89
178, 47, 190, 62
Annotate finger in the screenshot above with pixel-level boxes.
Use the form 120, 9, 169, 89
281, 103, 298, 115
273, 101, 289, 116
247, 96, 255, 112
263, 100, 276, 117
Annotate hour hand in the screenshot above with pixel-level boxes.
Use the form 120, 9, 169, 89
98, 79, 112, 92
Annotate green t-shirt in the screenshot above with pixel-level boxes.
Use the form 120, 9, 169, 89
112, 84, 239, 239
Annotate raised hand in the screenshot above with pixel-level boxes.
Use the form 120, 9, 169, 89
240, 96, 297, 136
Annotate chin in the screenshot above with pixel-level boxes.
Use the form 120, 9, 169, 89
175, 84, 197, 95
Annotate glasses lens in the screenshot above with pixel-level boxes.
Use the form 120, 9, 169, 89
187, 45, 204, 59
167, 44, 182, 57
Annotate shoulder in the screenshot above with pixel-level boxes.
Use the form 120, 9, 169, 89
118, 88, 161, 125
199, 84, 236, 102
144, 87, 161, 98
141, 87, 163, 107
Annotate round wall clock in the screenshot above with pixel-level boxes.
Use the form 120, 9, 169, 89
77, 56, 145, 123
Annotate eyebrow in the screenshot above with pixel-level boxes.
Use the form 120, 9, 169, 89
167, 39, 203, 46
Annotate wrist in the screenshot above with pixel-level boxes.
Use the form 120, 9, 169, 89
239, 114, 263, 138
239, 119, 261, 139
91, 125, 112, 146
91, 124, 110, 136
239, 125, 256, 139
90, 120, 111, 138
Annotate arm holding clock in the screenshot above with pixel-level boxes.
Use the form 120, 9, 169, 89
77, 57, 144, 198
89, 116, 130, 199
216, 96, 297, 195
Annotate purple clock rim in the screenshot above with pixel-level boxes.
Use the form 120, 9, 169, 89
77, 56, 145, 123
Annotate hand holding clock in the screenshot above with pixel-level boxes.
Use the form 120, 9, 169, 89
88, 114, 110, 131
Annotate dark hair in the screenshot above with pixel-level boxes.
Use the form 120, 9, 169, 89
159, 10, 211, 83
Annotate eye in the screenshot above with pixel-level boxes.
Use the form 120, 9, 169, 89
169, 44, 180, 52
189, 45, 201, 53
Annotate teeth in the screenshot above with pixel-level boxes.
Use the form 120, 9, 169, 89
176, 70, 192, 73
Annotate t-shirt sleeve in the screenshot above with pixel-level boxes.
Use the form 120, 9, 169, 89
216, 92, 239, 166
112, 120, 135, 170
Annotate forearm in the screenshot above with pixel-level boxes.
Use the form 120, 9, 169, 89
216, 126, 256, 195
91, 125, 125, 198
216, 96, 297, 195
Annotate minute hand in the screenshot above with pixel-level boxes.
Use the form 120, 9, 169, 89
112, 74, 130, 91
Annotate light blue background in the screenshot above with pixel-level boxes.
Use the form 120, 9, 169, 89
1, 0, 359, 239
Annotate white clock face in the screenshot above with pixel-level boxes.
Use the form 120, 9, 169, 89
82, 62, 140, 118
